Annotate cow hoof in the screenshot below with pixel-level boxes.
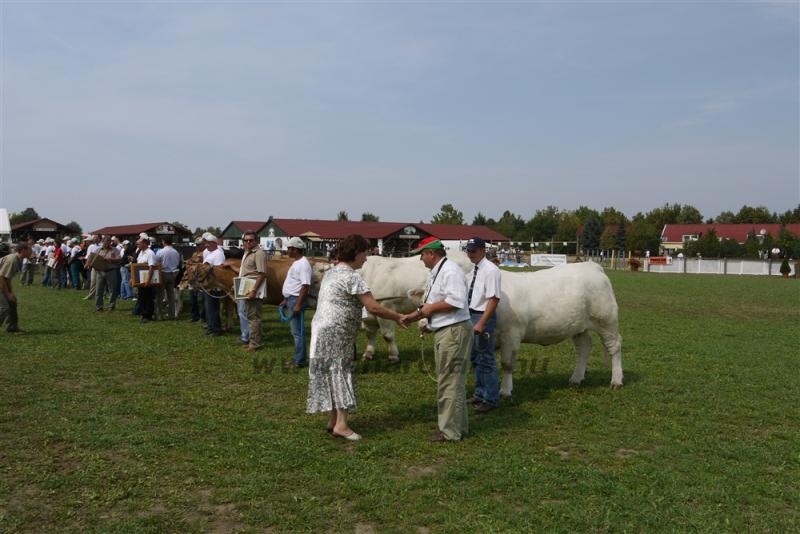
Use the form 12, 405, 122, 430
568, 380, 582, 387
363, 353, 373, 361
499, 392, 512, 399
610, 383, 623, 390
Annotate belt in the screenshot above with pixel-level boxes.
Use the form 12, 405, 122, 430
469, 308, 484, 314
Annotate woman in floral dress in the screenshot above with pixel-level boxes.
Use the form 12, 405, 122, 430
306, 234, 405, 441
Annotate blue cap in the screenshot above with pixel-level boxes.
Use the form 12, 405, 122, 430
465, 237, 486, 250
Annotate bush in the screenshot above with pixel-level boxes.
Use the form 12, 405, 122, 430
779, 258, 791, 277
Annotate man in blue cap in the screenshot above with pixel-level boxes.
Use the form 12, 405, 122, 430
464, 237, 501, 413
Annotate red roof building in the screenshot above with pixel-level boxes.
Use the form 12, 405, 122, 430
11, 217, 71, 242
221, 218, 510, 256
89, 222, 193, 244
661, 224, 800, 251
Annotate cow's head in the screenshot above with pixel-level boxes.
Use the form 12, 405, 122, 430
406, 288, 425, 306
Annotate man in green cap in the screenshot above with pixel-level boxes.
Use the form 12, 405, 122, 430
402, 236, 472, 442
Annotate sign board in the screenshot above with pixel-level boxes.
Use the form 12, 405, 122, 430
531, 254, 568, 267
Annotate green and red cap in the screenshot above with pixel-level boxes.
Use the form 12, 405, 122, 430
411, 236, 444, 255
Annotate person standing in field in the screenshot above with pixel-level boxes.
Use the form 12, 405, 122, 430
401, 236, 472, 443
306, 234, 406, 441
464, 237, 501, 414
239, 231, 268, 352
0, 241, 33, 333
280, 237, 312, 368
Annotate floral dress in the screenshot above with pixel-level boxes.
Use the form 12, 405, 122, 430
306, 264, 370, 413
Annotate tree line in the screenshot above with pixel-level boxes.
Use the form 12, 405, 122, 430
425, 203, 800, 258
11, 202, 800, 258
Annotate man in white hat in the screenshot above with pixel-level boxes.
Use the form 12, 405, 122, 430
201, 234, 225, 336
82, 234, 102, 299
41, 238, 56, 287
280, 237, 312, 367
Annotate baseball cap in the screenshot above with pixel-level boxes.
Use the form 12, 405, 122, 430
287, 237, 305, 249
411, 236, 444, 255
465, 237, 486, 251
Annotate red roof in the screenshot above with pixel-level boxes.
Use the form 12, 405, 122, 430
269, 219, 510, 241
416, 223, 509, 242
228, 221, 269, 233
661, 224, 800, 243
90, 222, 191, 235
11, 217, 68, 231
271, 219, 406, 239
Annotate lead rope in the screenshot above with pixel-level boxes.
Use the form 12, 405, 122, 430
418, 332, 438, 384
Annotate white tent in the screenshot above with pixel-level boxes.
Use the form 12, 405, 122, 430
0, 209, 10, 243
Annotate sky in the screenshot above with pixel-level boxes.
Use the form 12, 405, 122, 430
1, 1, 798, 233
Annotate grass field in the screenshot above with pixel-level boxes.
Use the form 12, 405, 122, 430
1, 270, 799, 533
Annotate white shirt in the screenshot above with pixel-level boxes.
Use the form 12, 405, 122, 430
282, 256, 312, 297
423, 256, 470, 330
202, 247, 225, 266
137, 247, 157, 266
468, 257, 501, 312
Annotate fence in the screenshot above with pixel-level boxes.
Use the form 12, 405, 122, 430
644, 257, 796, 277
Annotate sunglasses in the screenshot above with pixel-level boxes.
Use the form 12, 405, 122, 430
243, 239, 256, 242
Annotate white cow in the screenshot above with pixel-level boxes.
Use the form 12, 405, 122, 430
359, 250, 473, 361
494, 262, 623, 397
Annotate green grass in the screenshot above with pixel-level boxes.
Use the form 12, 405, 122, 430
2, 272, 799, 533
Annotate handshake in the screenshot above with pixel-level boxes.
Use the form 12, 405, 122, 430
396, 304, 432, 333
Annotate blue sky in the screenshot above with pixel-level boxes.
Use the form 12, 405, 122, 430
1, 1, 798, 232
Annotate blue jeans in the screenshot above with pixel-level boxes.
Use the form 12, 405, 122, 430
470, 311, 499, 407
286, 295, 307, 366
237, 299, 249, 343
119, 266, 133, 299
204, 291, 222, 334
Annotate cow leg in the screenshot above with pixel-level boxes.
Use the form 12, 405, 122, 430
362, 317, 378, 360
499, 340, 519, 398
377, 317, 400, 361
569, 331, 593, 386
174, 288, 183, 317
599, 329, 624, 389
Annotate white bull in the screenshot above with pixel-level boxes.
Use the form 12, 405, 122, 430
494, 262, 623, 397
358, 251, 472, 361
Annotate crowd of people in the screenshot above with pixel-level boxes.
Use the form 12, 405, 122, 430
3, 231, 502, 444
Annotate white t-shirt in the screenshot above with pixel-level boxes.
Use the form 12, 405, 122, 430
282, 256, 312, 297
202, 247, 225, 266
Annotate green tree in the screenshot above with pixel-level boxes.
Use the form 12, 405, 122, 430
778, 205, 800, 224
719, 238, 743, 258
734, 205, 774, 224
431, 204, 464, 225
493, 211, 526, 241
777, 225, 800, 258
581, 214, 603, 251
574, 206, 601, 226
714, 211, 737, 224
361, 212, 379, 222
600, 225, 617, 251
337, 211, 349, 222
64, 221, 82, 235
527, 206, 560, 242
627, 218, 661, 255
9, 207, 39, 225
472, 212, 488, 226
677, 204, 703, 224
615, 222, 627, 252
599, 207, 627, 226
